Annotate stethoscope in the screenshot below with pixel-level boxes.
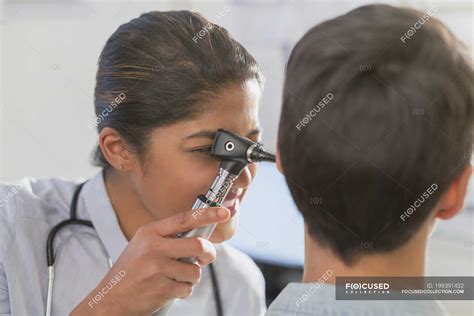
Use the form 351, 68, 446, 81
45, 181, 223, 316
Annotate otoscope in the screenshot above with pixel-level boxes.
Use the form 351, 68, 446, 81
155, 128, 275, 315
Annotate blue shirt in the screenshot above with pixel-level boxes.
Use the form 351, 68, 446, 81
0, 170, 266, 316
266, 282, 448, 316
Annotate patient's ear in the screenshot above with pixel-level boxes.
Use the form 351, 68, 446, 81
435, 164, 472, 220
276, 146, 284, 175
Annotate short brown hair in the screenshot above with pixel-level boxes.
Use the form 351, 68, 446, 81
278, 4, 473, 264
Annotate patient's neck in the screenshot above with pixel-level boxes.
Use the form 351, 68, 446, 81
302, 223, 431, 283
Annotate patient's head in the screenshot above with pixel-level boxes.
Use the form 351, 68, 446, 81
277, 4, 473, 265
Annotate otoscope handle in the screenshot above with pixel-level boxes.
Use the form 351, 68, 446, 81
178, 169, 240, 263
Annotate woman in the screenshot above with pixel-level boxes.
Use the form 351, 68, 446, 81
0, 10, 266, 316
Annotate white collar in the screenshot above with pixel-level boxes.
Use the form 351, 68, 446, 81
79, 169, 128, 263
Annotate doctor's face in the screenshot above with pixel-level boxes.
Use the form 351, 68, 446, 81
130, 79, 262, 242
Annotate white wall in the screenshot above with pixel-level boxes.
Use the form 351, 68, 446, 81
1, 0, 472, 180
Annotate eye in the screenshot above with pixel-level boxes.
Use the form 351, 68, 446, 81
191, 146, 213, 155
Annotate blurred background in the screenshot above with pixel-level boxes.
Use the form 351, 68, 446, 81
1, 0, 473, 315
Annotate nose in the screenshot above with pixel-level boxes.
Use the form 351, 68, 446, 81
231, 164, 256, 192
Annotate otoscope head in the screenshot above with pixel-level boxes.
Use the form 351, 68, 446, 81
210, 129, 276, 174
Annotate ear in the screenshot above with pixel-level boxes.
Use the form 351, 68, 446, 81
435, 164, 472, 220
99, 127, 133, 171
276, 144, 284, 175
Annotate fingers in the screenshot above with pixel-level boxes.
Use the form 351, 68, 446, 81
151, 207, 230, 237
169, 281, 194, 299
161, 258, 202, 284
158, 237, 217, 266
153, 274, 194, 300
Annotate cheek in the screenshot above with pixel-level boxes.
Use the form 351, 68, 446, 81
177, 156, 222, 204
138, 154, 221, 219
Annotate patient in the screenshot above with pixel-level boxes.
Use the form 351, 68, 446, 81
267, 4, 473, 316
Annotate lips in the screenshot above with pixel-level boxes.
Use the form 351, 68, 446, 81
222, 188, 243, 218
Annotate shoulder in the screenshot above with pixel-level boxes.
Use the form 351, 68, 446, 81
214, 242, 266, 294
0, 176, 81, 261
0, 176, 81, 220
214, 243, 266, 314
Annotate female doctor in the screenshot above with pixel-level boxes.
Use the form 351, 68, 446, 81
0, 10, 266, 316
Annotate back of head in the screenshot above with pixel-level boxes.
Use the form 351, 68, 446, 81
278, 4, 474, 264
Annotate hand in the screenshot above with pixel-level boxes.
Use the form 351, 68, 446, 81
71, 206, 231, 316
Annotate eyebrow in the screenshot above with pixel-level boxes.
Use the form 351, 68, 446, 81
185, 127, 263, 140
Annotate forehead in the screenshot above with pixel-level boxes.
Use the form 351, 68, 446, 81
195, 80, 261, 128
155, 80, 262, 141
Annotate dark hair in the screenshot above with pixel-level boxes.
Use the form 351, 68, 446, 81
278, 4, 473, 264
91, 10, 263, 168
